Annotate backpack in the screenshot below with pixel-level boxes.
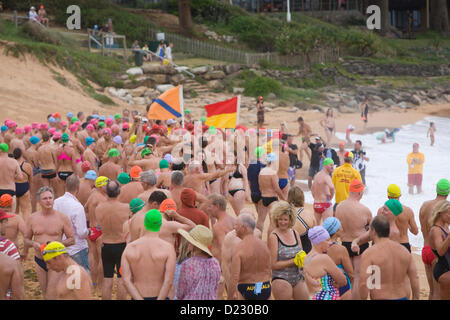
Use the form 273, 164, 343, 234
329, 148, 340, 166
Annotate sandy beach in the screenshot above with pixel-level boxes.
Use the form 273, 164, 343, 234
2, 51, 448, 300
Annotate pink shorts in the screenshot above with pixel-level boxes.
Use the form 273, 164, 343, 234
408, 174, 422, 186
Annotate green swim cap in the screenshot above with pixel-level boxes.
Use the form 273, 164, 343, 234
323, 158, 334, 166
98, 122, 105, 128
254, 146, 265, 159
201, 116, 206, 122
70, 117, 78, 124
185, 109, 191, 114
108, 148, 120, 158
129, 198, 145, 214
114, 113, 121, 120
144, 209, 162, 232
436, 179, 450, 196
208, 126, 217, 134
141, 148, 152, 157
117, 172, 131, 185
159, 159, 169, 169
384, 199, 403, 217
0, 143, 9, 153
144, 135, 150, 144
61, 133, 70, 143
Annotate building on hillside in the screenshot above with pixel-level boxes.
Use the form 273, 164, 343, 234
232, 0, 449, 31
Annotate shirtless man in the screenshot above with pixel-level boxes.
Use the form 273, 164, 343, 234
118, 169, 144, 204
229, 213, 272, 300
77, 170, 97, 207
0, 254, 24, 300
37, 132, 59, 193
170, 171, 205, 210
137, 170, 159, 201
1, 195, 27, 260
359, 216, 420, 300
334, 179, 372, 300
378, 184, 418, 253
25, 136, 42, 212
9, 129, 27, 157
337, 141, 346, 165
95, 180, 129, 300
259, 153, 286, 237
418, 178, 449, 300
296, 117, 312, 162
311, 158, 335, 224
206, 193, 235, 261
24, 186, 75, 299
0, 143, 23, 213
129, 191, 195, 246
83, 137, 98, 174
183, 163, 232, 194
43, 241, 93, 300
121, 209, 176, 300
221, 209, 261, 299
128, 147, 160, 171
98, 148, 122, 181
156, 159, 171, 190
95, 129, 113, 164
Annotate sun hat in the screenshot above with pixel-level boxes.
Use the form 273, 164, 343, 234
0, 194, 13, 208
349, 179, 364, 193
85, 170, 97, 181
384, 199, 403, 216
42, 241, 67, 262
129, 198, 145, 214
178, 225, 214, 256
130, 166, 142, 178
81, 161, 91, 172
387, 184, 401, 198
108, 148, 120, 158
322, 217, 341, 236
436, 179, 450, 196
95, 176, 109, 188
308, 226, 330, 246
117, 172, 131, 185
144, 209, 162, 232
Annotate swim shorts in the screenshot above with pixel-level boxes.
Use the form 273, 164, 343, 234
342, 241, 370, 258
278, 178, 288, 190
101, 242, 126, 278
313, 202, 332, 214
237, 281, 271, 300
262, 196, 278, 207
251, 192, 261, 204
421, 245, 436, 266
408, 174, 422, 186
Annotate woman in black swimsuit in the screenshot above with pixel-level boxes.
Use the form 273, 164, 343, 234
226, 154, 250, 216
428, 200, 450, 300
287, 186, 317, 254
13, 148, 32, 220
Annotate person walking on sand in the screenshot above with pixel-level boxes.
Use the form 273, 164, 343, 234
319, 108, 335, 145
360, 98, 369, 129
407, 143, 424, 195
427, 122, 436, 147
256, 96, 265, 128
311, 158, 335, 224
359, 215, 420, 300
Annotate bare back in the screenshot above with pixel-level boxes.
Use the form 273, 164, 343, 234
335, 199, 372, 242
95, 200, 129, 243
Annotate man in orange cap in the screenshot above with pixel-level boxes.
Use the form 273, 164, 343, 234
118, 167, 144, 204
335, 179, 372, 300
38, 5, 49, 27
331, 151, 362, 208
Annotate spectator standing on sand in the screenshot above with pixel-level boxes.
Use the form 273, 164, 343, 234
256, 96, 264, 128
165, 42, 174, 64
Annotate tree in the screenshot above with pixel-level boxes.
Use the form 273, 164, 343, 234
431, 0, 450, 35
178, 0, 192, 34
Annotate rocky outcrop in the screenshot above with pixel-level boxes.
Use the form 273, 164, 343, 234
341, 60, 450, 77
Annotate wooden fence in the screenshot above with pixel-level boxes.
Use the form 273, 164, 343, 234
149, 28, 340, 67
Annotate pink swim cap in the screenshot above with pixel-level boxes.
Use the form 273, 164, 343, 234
31, 122, 39, 129
150, 134, 159, 143
15, 127, 24, 135
40, 123, 48, 130
7, 121, 17, 128
69, 124, 78, 132
111, 124, 119, 131
53, 132, 62, 140
86, 124, 95, 131
60, 121, 67, 127
48, 128, 57, 135
104, 128, 112, 136
24, 125, 32, 133
105, 118, 114, 126
122, 122, 130, 130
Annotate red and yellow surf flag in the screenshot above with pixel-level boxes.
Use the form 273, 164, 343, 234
204, 96, 240, 129
147, 85, 184, 121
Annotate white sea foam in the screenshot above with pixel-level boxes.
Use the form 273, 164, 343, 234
303, 116, 450, 252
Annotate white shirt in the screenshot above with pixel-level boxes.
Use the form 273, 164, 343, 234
165, 46, 172, 60
54, 192, 89, 256
29, 11, 39, 21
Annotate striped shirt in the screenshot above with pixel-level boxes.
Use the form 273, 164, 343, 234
0, 236, 20, 260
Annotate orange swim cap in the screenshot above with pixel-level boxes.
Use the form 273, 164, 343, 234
130, 165, 142, 178
159, 199, 177, 212
0, 194, 13, 207
349, 179, 364, 193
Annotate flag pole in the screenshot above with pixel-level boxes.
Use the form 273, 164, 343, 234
180, 85, 185, 128
236, 95, 241, 128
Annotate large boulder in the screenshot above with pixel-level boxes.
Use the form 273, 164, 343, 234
207, 80, 224, 90
192, 66, 210, 75
204, 70, 226, 80
170, 74, 185, 85
131, 86, 147, 97
126, 67, 144, 76
156, 84, 175, 93
142, 64, 177, 75
151, 74, 170, 84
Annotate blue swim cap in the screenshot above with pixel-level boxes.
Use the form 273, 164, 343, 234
99, 115, 106, 121
67, 112, 74, 118
266, 153, 277, 163
30, 136, 40, 145
1, 125, 7, 132
322, 217, 341, 236
92, 114, 99, 119
48, 117, 55, 123
108, 115, 114, 119
85, 170, 97, 181
85, 137, 95, 146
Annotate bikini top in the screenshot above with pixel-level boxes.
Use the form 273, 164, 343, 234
58, 146, 72, 161
229, 165, 243, 179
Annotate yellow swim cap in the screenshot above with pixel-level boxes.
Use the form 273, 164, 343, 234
95, 176, 109, 188
387, 184, 401, 198
42, 241, 67, 262
294, 250, 307, 268
130, 135, 137, 144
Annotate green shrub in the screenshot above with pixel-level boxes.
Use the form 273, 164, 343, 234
243, 76, 282, 97
20, 21, 62, 45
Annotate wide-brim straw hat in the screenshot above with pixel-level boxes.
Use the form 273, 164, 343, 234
178, 225, 213, 257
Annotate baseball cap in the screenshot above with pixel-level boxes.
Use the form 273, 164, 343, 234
387, 184, 401, 198
85, 170, 97, 181
144, 209, 162, 232
344, 151, 354, 159
0, 209, 14, 221
349, 179, 364, 193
